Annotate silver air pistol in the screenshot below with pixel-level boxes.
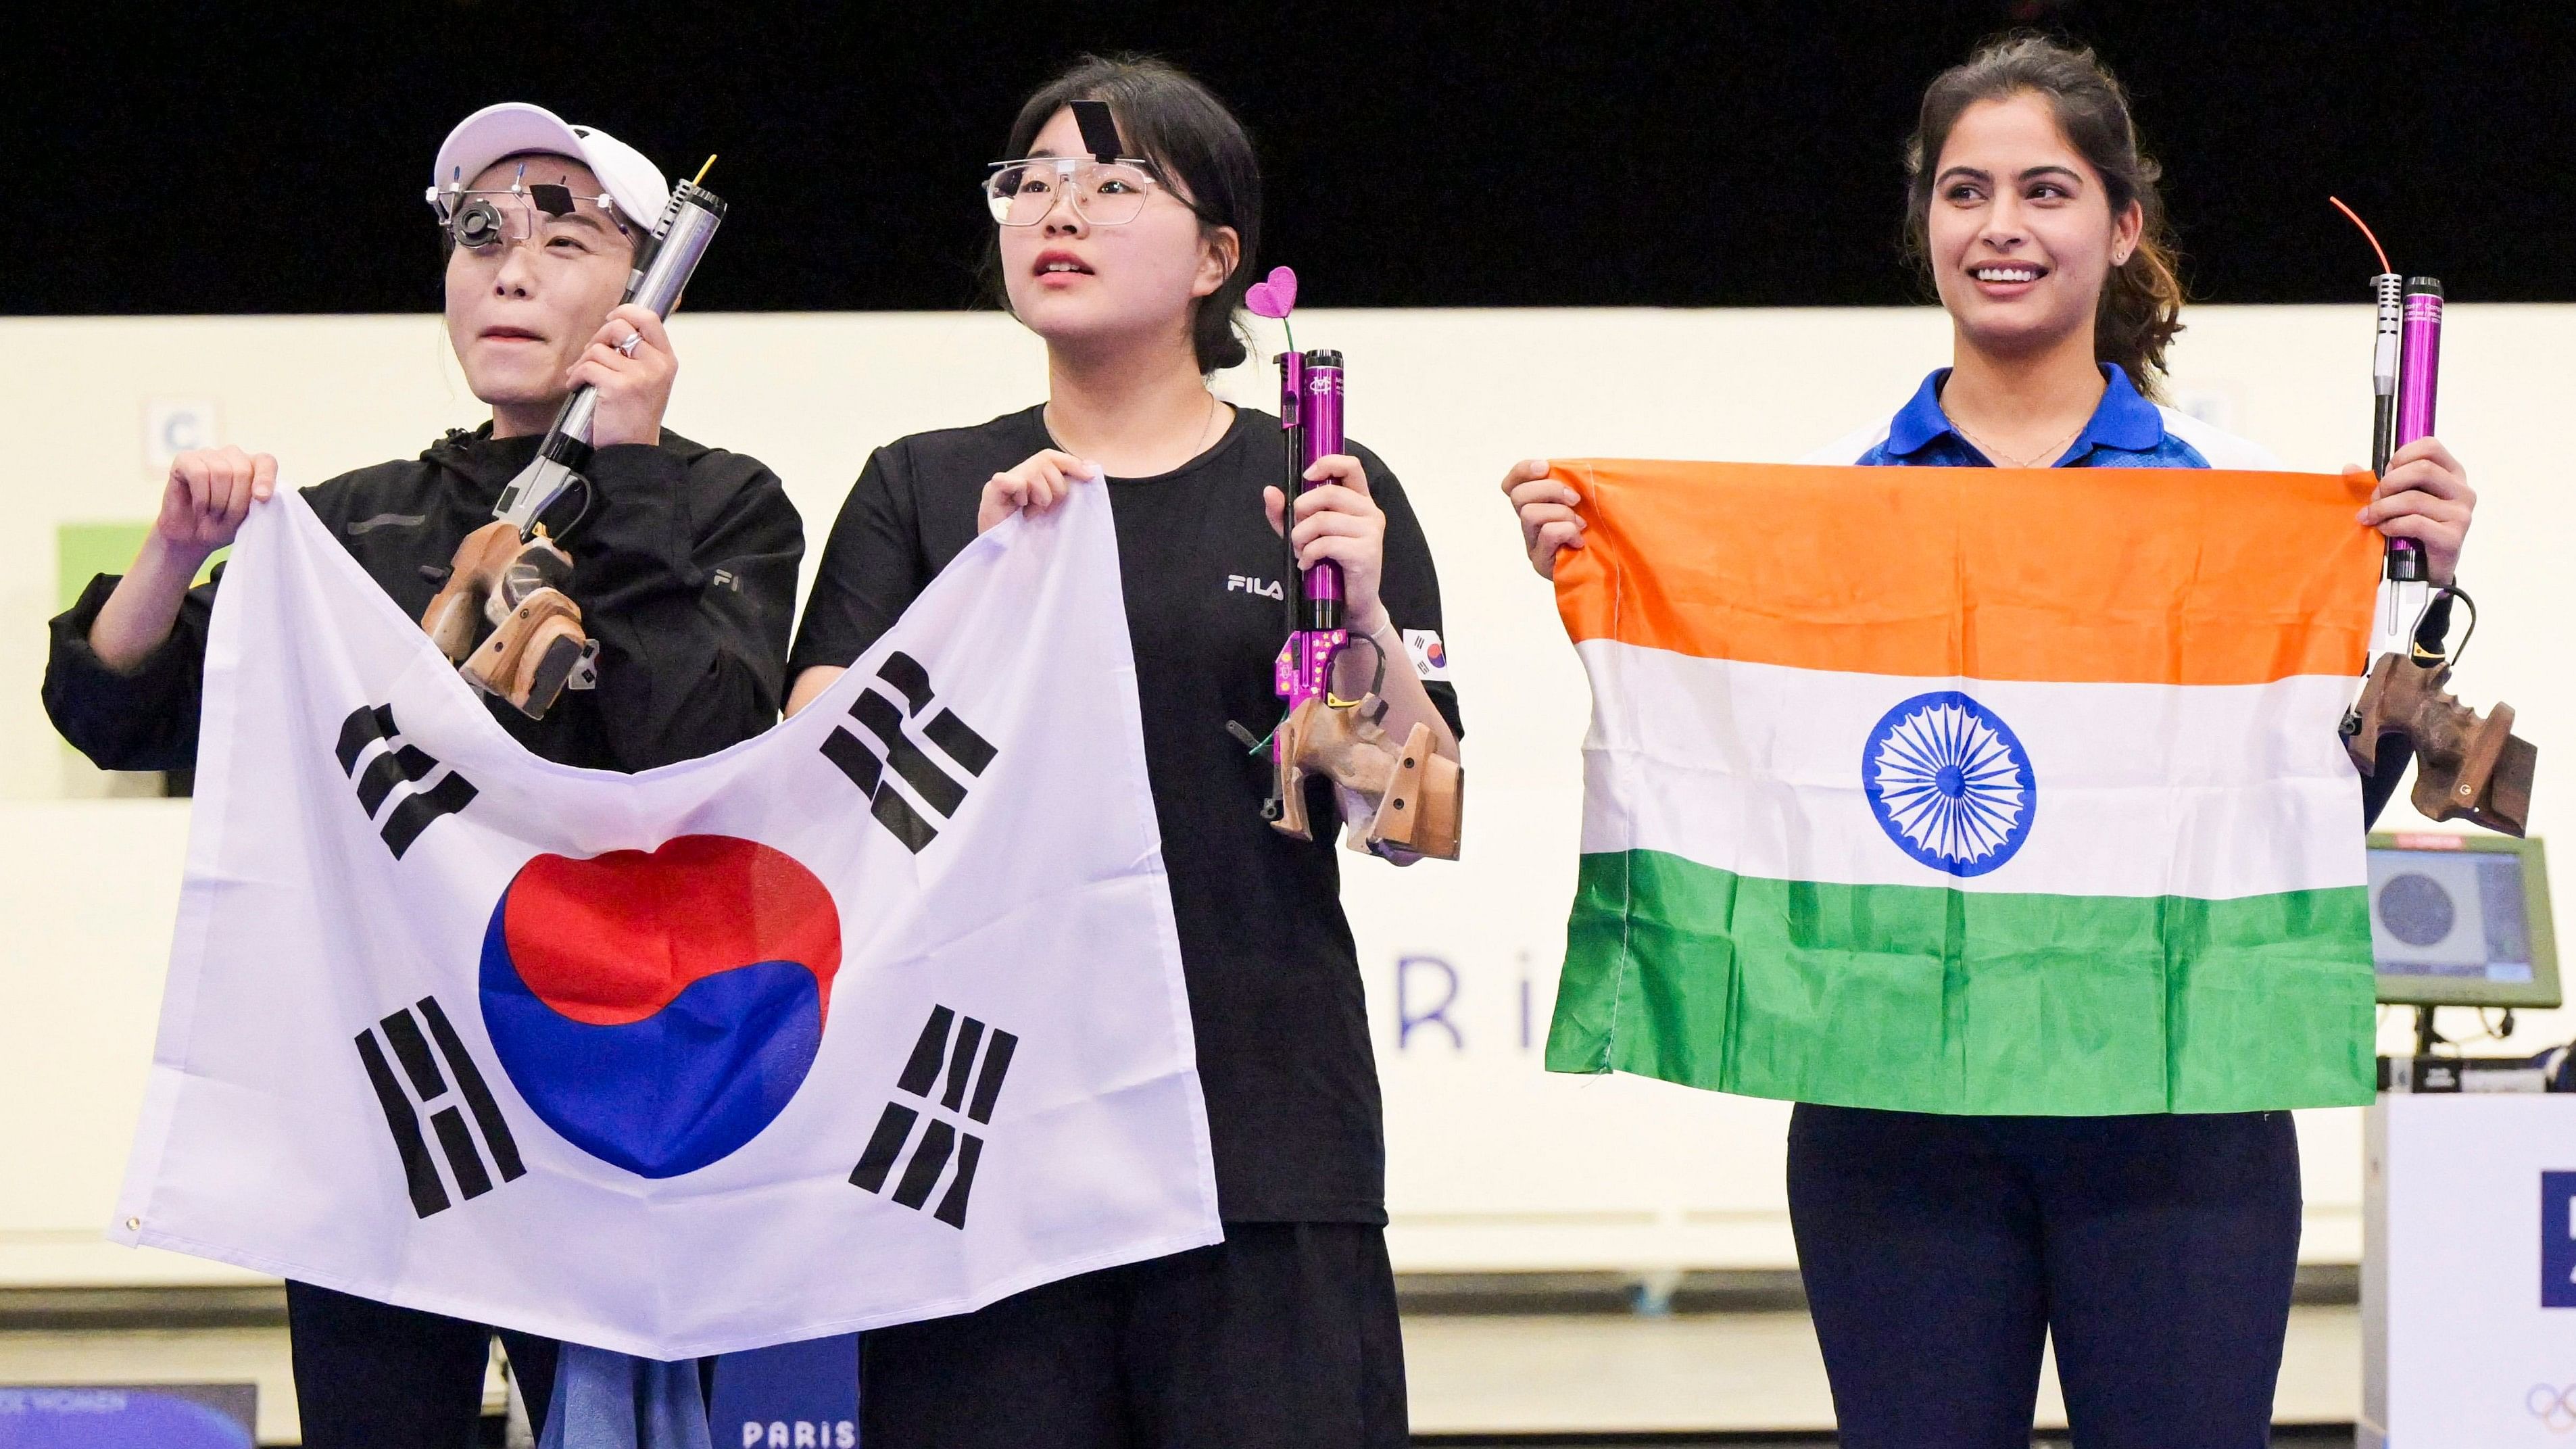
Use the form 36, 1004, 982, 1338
419, 166, 726, 720
492, 173, 727, 535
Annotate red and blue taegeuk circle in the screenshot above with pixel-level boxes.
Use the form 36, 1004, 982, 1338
478, 835, 842, 1178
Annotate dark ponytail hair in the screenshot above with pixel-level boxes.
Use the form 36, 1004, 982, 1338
1903, 34, 2185, 396
990, 55, 1262, 375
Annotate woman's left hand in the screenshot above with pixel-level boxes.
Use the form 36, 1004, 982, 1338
2358, 436, 2475, 585
1265, 454, 1390, 633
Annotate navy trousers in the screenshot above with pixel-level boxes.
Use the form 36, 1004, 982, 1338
285, 1280, 559, 1449
860, 1222, 1408, 1448
1787, 1104, 2303, 1449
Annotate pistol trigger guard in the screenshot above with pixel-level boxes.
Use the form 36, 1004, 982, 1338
1323, 631, 1392, 711
2412, 583, 2477, 668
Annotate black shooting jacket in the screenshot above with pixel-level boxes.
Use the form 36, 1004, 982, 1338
46, 426, 802, 775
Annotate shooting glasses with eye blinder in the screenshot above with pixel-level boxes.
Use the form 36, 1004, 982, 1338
982, 157, 1167, 228
423, 165, 726, 722
434, 162, 629, 252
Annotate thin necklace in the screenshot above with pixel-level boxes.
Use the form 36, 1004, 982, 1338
1044, 390, 1222, 470
1190, 389, 1221, 454
1947, 410, 2087, 470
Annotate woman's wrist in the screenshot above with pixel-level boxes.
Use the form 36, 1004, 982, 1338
136, 531, 215, 586
89, 535, 205, 674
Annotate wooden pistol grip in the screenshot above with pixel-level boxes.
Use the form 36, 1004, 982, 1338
1370, 724, 1463, 860
2483, 734, 2539, 837
419, 520, 523, 662
2406, 698, 2538, 837
2450, 701, 2516, 812
1268, 697, 1320, 841
2445, 702, 2535, 837
420, 591, 482, 664
508, 614, 589, 719
462, 587, 586, 718
1303, 703, 1396, 797
1413, 752, 1463, 860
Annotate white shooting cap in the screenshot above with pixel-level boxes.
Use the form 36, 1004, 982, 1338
427, 102, 671, 232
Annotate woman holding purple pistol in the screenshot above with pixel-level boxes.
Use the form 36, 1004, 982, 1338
1507, 35, 2473, 1449
785, 53, 1459, 1449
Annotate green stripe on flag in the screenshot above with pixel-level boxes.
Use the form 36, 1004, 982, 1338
1549, 849, 2374, 1115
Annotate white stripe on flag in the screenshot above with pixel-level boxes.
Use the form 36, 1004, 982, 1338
1576, 639, 2366, 900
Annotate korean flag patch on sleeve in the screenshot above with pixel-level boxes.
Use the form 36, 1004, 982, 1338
1402, 629, 1451, 683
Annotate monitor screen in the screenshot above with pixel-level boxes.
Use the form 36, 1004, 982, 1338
2369, 833, 2559, 1007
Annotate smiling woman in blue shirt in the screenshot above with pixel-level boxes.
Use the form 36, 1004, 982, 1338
1505, 33, 2476, 1449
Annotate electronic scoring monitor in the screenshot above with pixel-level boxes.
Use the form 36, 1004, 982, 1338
2368, 833, 2559, 1008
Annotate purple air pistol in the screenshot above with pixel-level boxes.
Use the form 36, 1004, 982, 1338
1238, 342, 1463, 857
1269, 348, 1350, 786
2385, 276, 2442, 588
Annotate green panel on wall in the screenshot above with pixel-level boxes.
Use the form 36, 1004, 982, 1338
55, 524, 223, 614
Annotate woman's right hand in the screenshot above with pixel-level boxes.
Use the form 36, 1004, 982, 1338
978, 449, 1101, 534
1500, 458, 1583, 579
155, 446, 278, 561
88, 446, 277, 674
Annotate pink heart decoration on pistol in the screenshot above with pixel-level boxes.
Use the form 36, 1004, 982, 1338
1245, 266, 1298, 319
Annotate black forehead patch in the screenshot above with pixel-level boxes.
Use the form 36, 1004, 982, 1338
1071, 100, 1123, 162
528, 183, 576, 218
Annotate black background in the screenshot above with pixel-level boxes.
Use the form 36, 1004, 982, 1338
13, 0, 2570, 315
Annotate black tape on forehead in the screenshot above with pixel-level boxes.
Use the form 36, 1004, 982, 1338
1071, 99, 1124, 162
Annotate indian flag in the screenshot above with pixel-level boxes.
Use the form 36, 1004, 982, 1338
1545, 460, 2383, 1115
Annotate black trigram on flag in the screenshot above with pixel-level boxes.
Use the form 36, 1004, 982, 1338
336, 704, 477, 859
354, 996, 526, 1219
817, 653, 996, 854
850, 1005, 1017, 1229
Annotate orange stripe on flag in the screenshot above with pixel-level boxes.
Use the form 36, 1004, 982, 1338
1551, 460, 2380, 685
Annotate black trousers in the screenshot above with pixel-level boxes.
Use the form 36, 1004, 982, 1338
859, 1222, 1408, 1448
285, 1280, 560, 1449
1787, 1105, 2302, 1449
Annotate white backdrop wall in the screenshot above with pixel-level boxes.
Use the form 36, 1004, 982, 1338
3, 304, 2569, 1286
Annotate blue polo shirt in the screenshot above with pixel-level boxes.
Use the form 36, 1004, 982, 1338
1850, 364, 2222, 470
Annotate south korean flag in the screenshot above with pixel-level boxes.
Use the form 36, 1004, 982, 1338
110, 482, 1219, 1360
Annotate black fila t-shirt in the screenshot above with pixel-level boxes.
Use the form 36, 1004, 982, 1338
790, 404, 1461, 1223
